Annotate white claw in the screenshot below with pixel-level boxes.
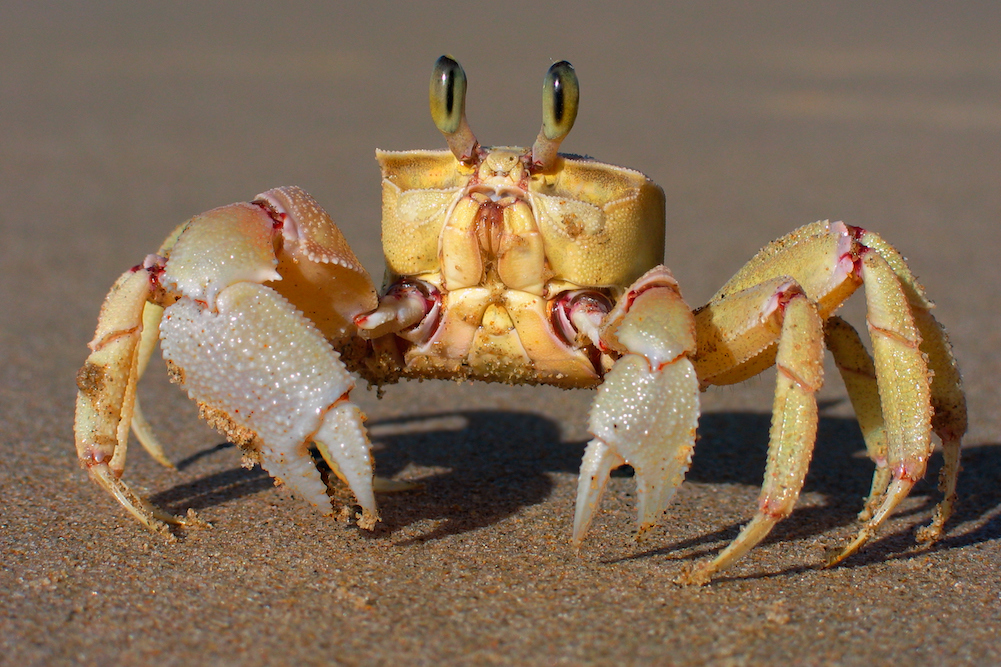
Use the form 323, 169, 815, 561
573, 438, 625, 547
160, 281, 373, 516
313, 403, 377, 522
575, 272, 700, 546
578, 355, 699, 542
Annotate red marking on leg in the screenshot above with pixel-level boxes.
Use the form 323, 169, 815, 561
758, 497, 794, 520
868, 323, 920, 348
762, 282, 804, 319
844, 247, 866, 279
622, 281, 665, 312
773, 286, 800, 313
391, 279, 442, 342
777, 362, 821, 392
550, 289, 613, 348
82, 447, 114, 469
893, 459, 928, 484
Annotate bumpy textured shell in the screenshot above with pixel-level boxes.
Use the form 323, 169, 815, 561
377, 149, 666, 289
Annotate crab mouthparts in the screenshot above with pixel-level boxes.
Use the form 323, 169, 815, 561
467, 183, 528, 203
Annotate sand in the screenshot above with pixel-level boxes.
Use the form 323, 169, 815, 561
2, 2, 999, 665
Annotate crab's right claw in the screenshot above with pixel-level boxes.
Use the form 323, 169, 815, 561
76, 187, 383, 536
157, 188, 380, 524
573, 267, 700, 547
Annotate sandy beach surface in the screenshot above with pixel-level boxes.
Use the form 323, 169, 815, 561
2, 2, 999, 665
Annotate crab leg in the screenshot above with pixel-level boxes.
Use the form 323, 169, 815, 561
826, 247, 956, 564
823, 316, 891, 520
75, 266, 188, 536
857, 230, 966, 543
126, 302, 175, 468
681, 284, 825, 585
128, 222, 192, 468
573, 267, 700, 546
157, 192, 380, 523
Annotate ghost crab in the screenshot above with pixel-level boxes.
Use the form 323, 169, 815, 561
75, 56, 966, 585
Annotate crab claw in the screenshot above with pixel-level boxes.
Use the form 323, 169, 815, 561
573, 267, 700, 547
76, 187, 384, 535
256, 186, 378, 343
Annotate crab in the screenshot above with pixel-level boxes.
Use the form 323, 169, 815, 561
75, 56, 967, 585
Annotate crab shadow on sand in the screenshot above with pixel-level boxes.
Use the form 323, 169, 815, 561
151, 406, 1001, 568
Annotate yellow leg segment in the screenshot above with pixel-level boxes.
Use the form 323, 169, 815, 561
692, 276, 797, 387
827, 251, 933, 565
823, 316, 891, 520
126, 224, 190, 469
682, 293, 824, 585
129, 302, 175, 469
858, 231, 966, 543
914, 298, 965, 542
75, 269, 190, 534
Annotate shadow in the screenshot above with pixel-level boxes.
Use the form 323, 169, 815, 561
149, 406, 1001, 565
616, 408, 1001, 576
175, 442, 236, 471
150, 462, 273, 513
363, 410, 571, 543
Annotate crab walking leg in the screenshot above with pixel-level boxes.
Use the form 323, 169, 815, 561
859, 231, 966, 542
823, 316, 891, 520
573, 268, 700, 547
160, 282, 378, 523
827, 251, 934, 565
128, 302, 175, 468
129, 223, 192, 468
75, 269, 186, 535
682, 294, 825, 585
910, 299, 964, 542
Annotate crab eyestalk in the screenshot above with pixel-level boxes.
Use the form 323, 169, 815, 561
532, 60, 579, 172
430, 55, 479, 163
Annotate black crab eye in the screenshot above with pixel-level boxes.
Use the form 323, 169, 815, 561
430, 55, 467, 135
541, 60, 579, 141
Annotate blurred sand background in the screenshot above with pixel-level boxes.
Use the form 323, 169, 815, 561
1, 2, 999, 664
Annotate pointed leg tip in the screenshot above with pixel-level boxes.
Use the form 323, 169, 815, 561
824, 534, 867, 568
179, 507, 212, 530
152, 524, 175, 542
827, 476, 914, 567
915, 521, 945, 545
356, 508, 380, 531
916, 492, 957, 545
673, 563, 712, 587
823, 549, 848, 569
570, 522, 588, 552
146, 506, 210, 541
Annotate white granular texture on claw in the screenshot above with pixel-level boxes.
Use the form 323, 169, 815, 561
160, 282, 355, 507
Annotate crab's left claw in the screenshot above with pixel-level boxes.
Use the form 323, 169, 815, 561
573, 267, 700, 547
